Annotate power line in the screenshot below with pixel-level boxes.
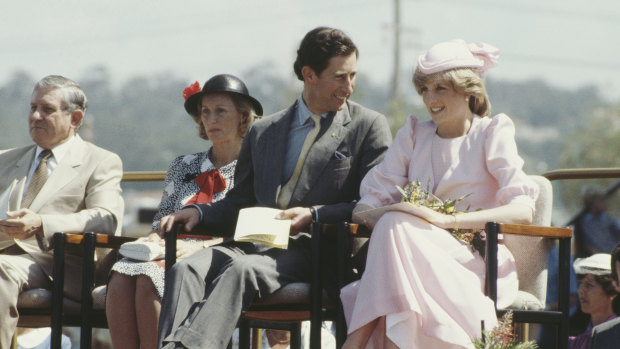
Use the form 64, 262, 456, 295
431, 0, 620, 24
504, 52, 620, 71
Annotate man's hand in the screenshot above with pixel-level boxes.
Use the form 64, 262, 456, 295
158, 207, 200, 237
276, 207, 312, 235
0, 209, 43, 240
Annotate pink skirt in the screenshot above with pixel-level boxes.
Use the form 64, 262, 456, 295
341, 212, 518, 349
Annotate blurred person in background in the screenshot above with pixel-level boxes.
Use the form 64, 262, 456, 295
575, 185, 620, 258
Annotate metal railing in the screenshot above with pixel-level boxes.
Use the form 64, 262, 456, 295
542, 168, 620, 181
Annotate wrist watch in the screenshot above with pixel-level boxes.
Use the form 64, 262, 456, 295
309, 206, 318, 222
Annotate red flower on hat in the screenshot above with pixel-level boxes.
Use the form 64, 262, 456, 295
183, 81, 201, 100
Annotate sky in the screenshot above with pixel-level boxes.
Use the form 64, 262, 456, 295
2, 0, 620, 101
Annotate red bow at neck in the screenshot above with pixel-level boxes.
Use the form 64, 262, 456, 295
186, 169, 226, 205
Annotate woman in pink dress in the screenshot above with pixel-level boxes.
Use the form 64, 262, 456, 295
340, 40, 539, 348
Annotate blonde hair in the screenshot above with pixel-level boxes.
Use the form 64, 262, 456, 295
191, 93, 258, 140
413, 68, 491, 117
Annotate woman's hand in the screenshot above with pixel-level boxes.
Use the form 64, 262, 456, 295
406, 204, 454, 229
352, 204, 372, 224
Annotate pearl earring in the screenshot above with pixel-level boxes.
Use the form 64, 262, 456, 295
465, 97, 470, 102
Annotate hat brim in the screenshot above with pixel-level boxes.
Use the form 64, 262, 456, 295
184, 91, 263, 117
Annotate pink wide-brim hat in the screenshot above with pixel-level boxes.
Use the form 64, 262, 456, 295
417, 39, 500, 75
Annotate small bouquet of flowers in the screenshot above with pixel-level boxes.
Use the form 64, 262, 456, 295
396, 179, 486, 258
472, 312, 538, 349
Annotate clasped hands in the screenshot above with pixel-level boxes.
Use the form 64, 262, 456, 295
157, 206, 313, 238
0, 208, 43, 240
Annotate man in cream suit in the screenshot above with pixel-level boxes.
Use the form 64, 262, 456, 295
0, 75, 123, 347
157, 27, 392, 348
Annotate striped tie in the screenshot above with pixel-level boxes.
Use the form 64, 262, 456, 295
277, 114, 321, 209
22, 149, 52, 208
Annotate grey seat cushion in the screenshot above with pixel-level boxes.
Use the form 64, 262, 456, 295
92, 282, 334, 310
17, 288, 81, 320
17, 289, 53, 309
92, 285, 107, 310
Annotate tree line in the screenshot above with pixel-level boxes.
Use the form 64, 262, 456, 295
1, 64, 618, 215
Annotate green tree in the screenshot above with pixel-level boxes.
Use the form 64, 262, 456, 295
558, 102, 620, 214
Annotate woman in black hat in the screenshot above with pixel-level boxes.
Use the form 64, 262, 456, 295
106, 74, 262, 349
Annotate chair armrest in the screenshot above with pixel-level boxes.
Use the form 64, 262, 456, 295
164, 224, 229, 274
63, 232, 137, 249
484, 222, 572, 304
488, 223, 572, 239
317, 222, 372, 238
484, 221, 573, 338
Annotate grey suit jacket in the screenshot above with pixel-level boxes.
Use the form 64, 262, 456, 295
589, 317, 620, 349
0, 135, 124, 291
195, 100, 392, 234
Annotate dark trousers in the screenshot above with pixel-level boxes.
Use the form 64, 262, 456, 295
158, 236, 313, 349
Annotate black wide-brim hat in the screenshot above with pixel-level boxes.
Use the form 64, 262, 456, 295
184, 74, 263, 117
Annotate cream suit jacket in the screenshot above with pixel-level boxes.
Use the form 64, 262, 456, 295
0, 135, 123, 280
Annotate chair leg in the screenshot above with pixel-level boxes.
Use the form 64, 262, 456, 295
251, 328, 262, 349
11, 330, 18, 349
51, 232, 66, 349
290, 323, 302, 349
239, 320, 251, 349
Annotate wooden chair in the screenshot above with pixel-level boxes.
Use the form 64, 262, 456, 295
40, 232, 133, 348
13, 232, 132, 349
13, 171, 164, 348
485, 175, 573, 348
13, 233, 79, 349
164, 222, 361, 349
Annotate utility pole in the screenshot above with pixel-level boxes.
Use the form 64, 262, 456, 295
391, 0, 401, 99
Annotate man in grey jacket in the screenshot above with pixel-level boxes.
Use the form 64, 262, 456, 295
157, 27, 392, 348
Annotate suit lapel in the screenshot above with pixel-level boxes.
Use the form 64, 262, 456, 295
290, 105, 351, 205
29, 136, 84, 212
258, 104, 296, 206
1, 146, 36, 189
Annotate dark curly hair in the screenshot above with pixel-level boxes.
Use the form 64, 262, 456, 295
577, 272, 620, 315
612, 243, 620, 283
293, 27, 358, 81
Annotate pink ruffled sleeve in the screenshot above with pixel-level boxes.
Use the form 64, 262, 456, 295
484, 114, 539, 211
358, 116, 417, 208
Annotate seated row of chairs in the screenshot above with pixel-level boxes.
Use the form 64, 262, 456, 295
15, 174, 573, 349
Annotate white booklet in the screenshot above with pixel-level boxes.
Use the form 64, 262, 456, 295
233, 207, 291, 249
0, 178, 26, 249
